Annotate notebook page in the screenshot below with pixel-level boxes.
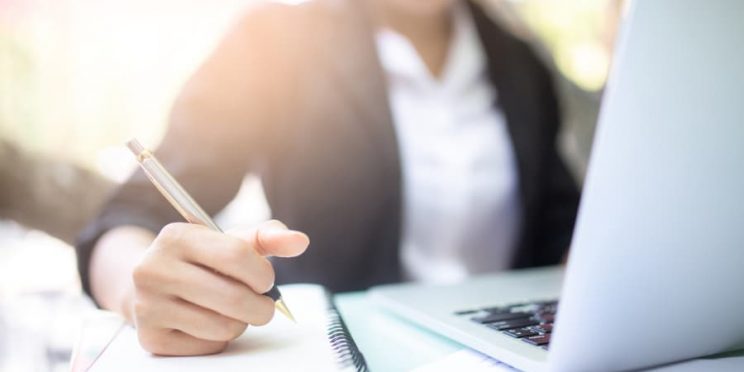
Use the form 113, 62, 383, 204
90, 284, 353, 371
411, 349, 517, 372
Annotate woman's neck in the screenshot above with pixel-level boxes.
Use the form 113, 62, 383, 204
370, 2, 455, 78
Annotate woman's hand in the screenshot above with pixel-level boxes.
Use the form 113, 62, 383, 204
130, 220, 309, 355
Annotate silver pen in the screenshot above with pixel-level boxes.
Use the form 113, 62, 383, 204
126, 138, 296, 322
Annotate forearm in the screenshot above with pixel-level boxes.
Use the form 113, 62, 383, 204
89, 226, 155, 323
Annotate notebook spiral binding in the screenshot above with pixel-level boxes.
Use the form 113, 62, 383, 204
326, 303, 369, 372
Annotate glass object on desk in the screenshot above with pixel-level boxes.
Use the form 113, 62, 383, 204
0, 222, 96, 372
0, 292, 91, 372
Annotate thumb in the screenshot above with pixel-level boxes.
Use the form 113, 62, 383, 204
228, 220, 309, 258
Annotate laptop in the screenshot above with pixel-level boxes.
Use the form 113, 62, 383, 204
369, 1, 744, 370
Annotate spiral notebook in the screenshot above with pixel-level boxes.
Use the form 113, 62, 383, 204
89, 284, 367, 371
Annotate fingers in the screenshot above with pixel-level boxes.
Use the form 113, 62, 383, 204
157, 223, 275, 294
136, 294, 247, 342
162, 261, 276, 326
229, 219, 310, 258
138, 328, 228, 356
132, 220, 307, 356
256, 221, 310, 257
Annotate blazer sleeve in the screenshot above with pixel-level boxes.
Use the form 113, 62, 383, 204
75, 4, 294, 298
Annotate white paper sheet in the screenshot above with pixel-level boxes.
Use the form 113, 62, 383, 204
89, 284, 354, 372
411, 349, 517, 372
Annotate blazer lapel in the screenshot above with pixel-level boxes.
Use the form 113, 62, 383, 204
469, 2, 542, 210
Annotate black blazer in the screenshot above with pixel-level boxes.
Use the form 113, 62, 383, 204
77, 0, 579, 294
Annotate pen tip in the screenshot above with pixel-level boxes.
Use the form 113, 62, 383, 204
275, 299, 296, 323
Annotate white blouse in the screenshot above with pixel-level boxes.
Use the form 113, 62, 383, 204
376, 6, 522, 284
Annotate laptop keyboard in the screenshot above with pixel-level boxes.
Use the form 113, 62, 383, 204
454, 300, 558, 350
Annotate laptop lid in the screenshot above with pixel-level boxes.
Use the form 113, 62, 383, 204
549, 1, 744, 370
